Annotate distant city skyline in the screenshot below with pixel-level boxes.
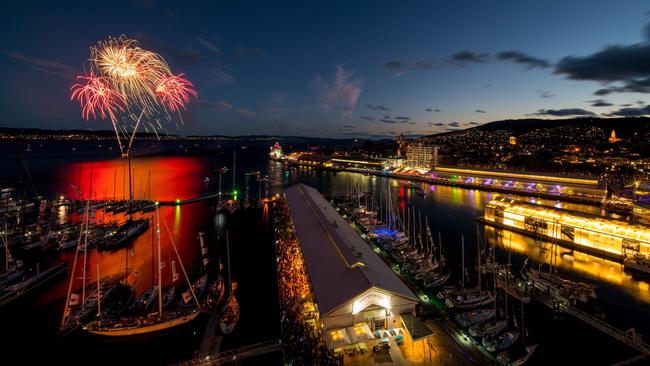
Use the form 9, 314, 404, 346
2, 0, 650, 138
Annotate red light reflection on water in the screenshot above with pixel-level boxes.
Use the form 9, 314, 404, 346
57, 156, 209, 201
38, 156, 216, 308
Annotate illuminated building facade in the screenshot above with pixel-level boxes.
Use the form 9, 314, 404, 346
484, 197, 650, 260
609, 130, 621, 143
406, 142, 435, 171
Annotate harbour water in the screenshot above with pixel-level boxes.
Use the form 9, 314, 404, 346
1, 140, 649, 365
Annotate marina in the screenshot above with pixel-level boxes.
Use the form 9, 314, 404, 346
5, 3, 650, 365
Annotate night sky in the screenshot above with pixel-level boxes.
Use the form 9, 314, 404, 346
2, 0, 650, 138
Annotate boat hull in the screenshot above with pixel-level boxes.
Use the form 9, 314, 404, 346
85, 310, 202, 337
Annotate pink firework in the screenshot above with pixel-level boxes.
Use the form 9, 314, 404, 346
71, 74, 126, 120
155, 73, 198, 112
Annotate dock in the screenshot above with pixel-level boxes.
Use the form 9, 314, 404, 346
180, 339, 283, 365
533, 292, 650, 356
197, 311, 222, 358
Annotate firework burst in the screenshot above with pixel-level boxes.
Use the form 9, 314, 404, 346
71, 35, 198, 156
70, 73, 125, 120
156, 74, 198, 112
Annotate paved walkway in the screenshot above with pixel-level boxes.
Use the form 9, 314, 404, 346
340, 321, 478, 366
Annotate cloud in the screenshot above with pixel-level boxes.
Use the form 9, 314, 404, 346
428, 122, 445, 127
383, 60, 432, 76
5, 50, 77, 79
482, 83, 492, 88
537, 90, 556, 98
425, 108, 442, 112
533, 108, 595, 116
196, 99, 232, 111
196, 37, 221, 53
605, 104, 650, 117
360, 116, 375, 121
497, 51, 551, 69
237, 108, 256, 117
366, 104, 389, 111
206, 66, 236, 83
312, 66, 363, 116
468, 122, 479, 125
475, 109, 486, 113
379, 118, 396, 124
448, 51, 489, 66
587, 99, 613, 107
554, 31, 650, 96
377, 116, 410, 124
593, 77, 650, 95
555, 43, 650, 82
447, 121, 461, 127
620, 103, 633, 107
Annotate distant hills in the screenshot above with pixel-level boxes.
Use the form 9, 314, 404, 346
0, 127, 356, 146
428, 117, 650, 138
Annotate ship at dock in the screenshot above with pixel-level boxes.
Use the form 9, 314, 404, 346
481, 197, 650, 275
268, 142, 285, 161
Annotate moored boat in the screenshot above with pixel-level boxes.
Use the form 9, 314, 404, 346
483, 331, 520, 352
455, 308, 495, 328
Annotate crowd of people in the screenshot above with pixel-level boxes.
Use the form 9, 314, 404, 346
273, 200, 339, 366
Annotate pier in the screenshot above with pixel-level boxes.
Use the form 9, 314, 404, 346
180, 339, 283, 365
533, 292, 650, 357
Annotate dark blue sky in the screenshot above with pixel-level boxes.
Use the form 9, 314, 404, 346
2, 0, 650, 138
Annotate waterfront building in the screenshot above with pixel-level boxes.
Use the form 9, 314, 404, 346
381, 157, 405, 170
284, 184, 420, 345
330, 156, 384, 170
297, 154, 331, 167
433, 146, 439, 168
435, 165, 601, 187
484, 197, 650, 260
406, 142, 435, 172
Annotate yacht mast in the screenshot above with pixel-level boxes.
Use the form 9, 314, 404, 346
226, 231, 232, 295
61, 201, 88, 327
461, 235, 465, 289
96, 263, 101, 323
232, 150, 236, 194
156, 207, 163, 318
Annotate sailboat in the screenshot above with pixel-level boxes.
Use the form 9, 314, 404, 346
219, 231, 239, 334
483, 330, 520, 352
0, 223, 23, 288
422, 230, 450, 288
496, 236, 531, 303
82, 206, 203, 337
60, 201, 123, 336
524, 225, 596, 304
443, 235, 494, 309
470, 251, 506, 338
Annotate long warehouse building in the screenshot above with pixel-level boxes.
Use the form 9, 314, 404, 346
284, 184, 420, 340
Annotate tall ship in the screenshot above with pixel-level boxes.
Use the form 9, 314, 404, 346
219, 231, 239, 334
81, 207, 204, 337
268, 142, 285, 161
